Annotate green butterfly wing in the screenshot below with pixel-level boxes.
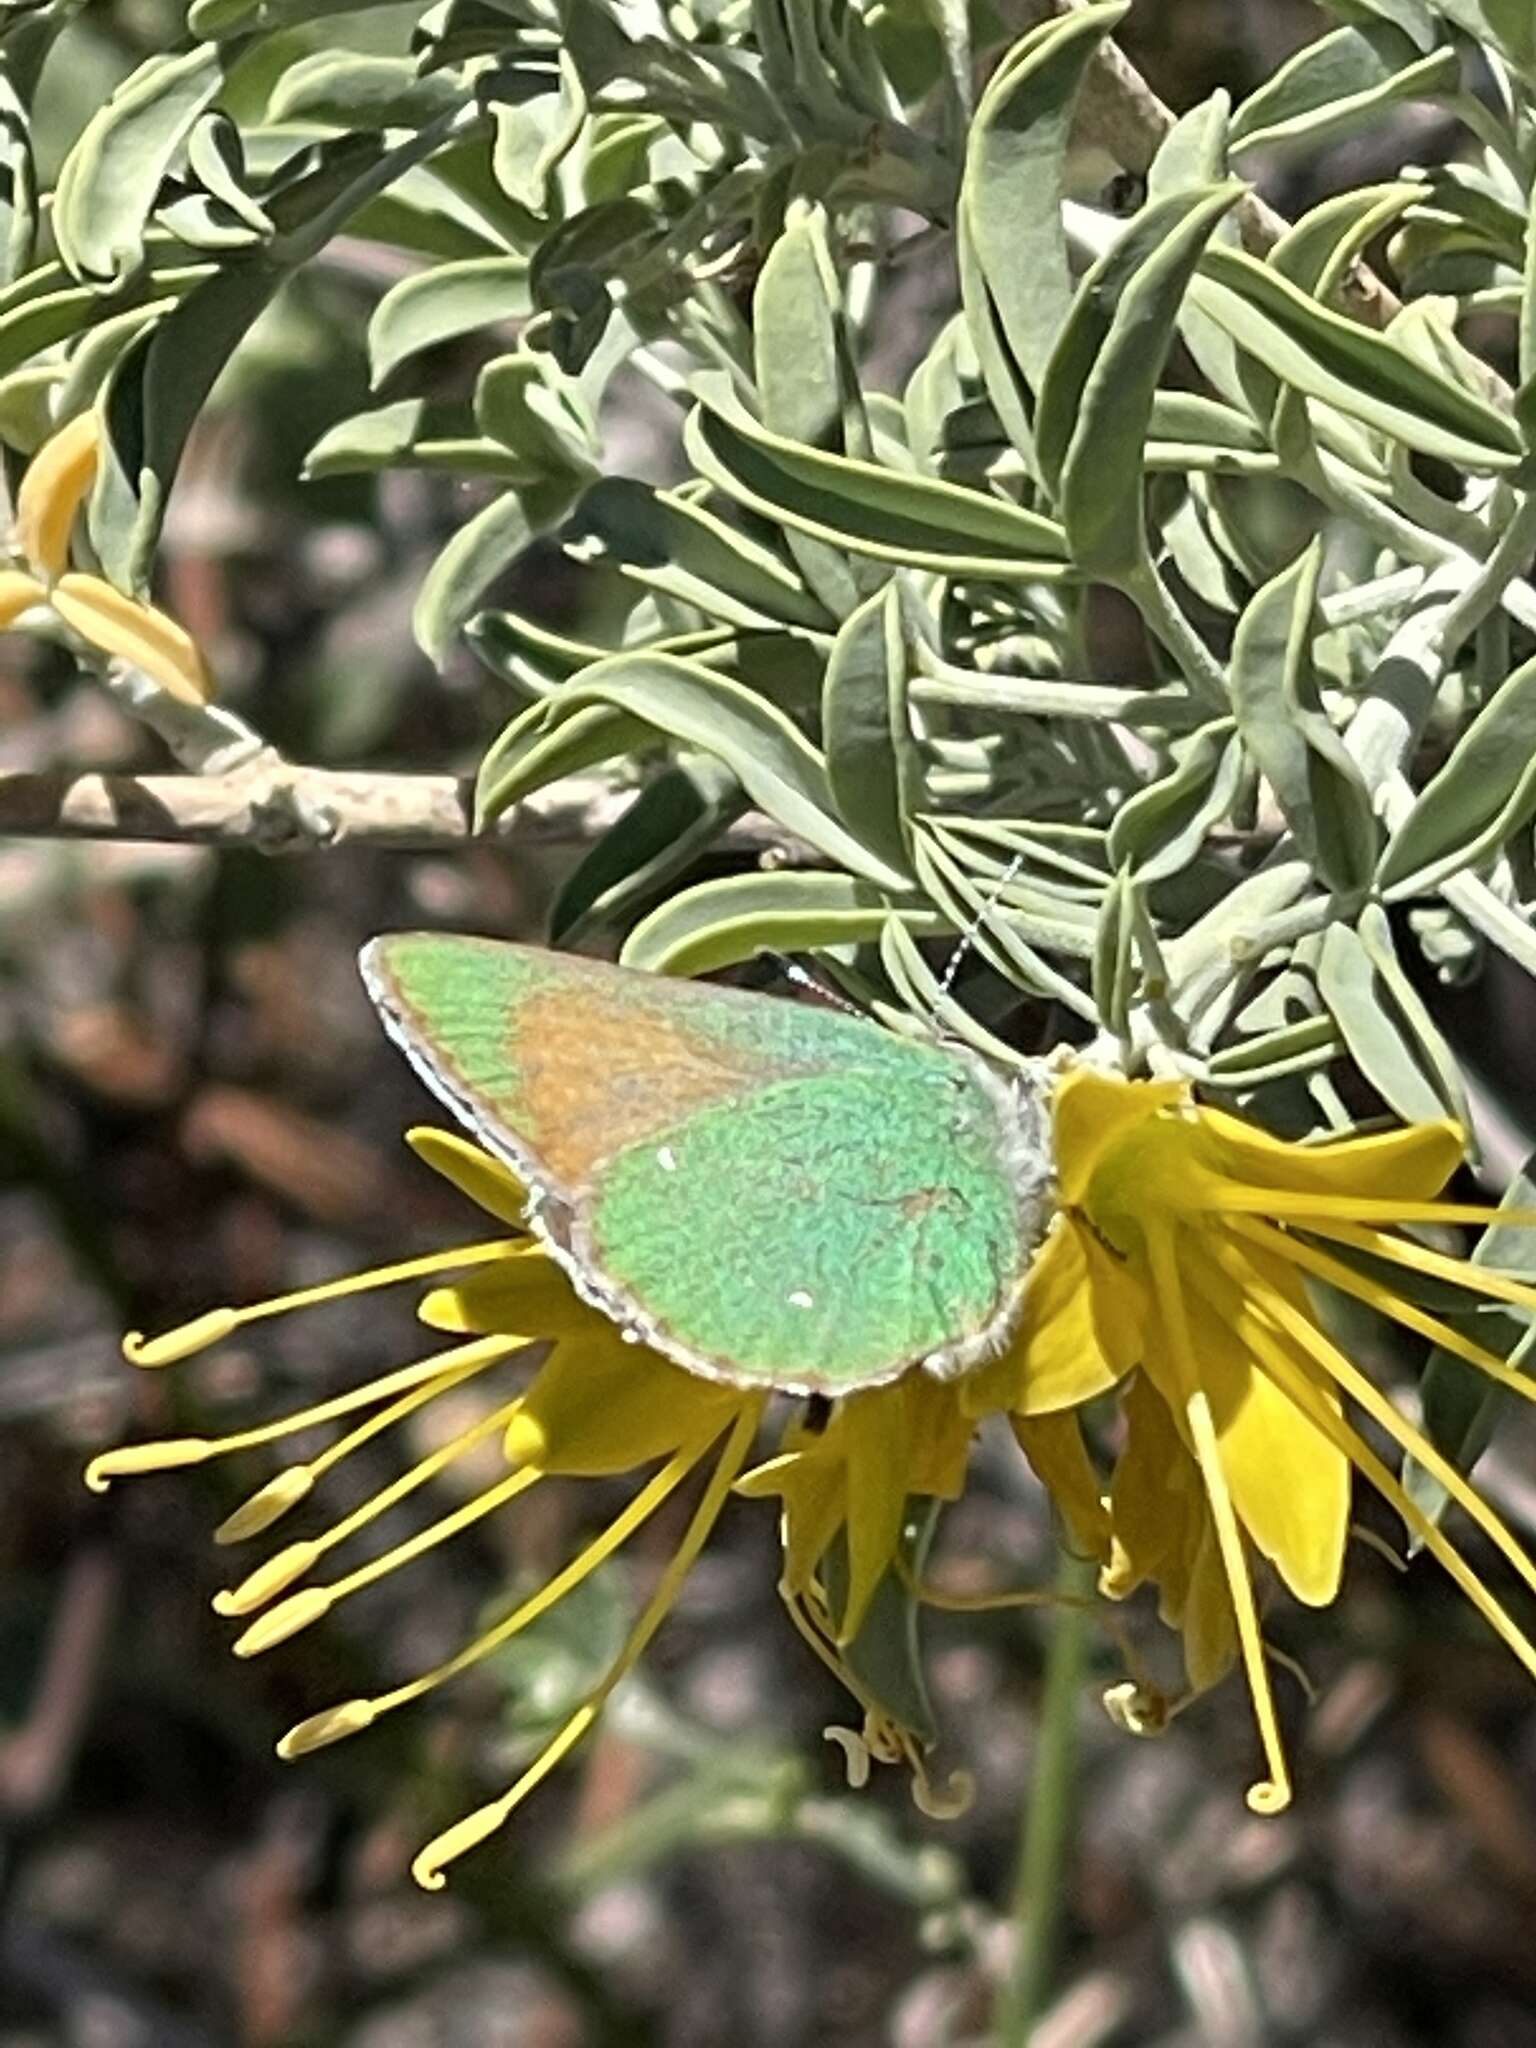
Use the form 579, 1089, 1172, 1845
363, 932, 1050, 1394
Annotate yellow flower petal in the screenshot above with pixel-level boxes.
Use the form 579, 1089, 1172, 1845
406, 1126, 528, 1226
1052, 1064, 1184, 1204
418, 1250, 592, 1337
1200, 1106, 1461, 1205
978, 1219, 1136, 1419
52, 572, 214, 704
1011, 1411, 1109, 1560
1174, 1256, 1349, 1609
839, 1385, 914, 1640
16, 410, 98, 580
1102, 1370, 1193, 1598
905, 1375, 973, 1499
506, 1331, 739, 1476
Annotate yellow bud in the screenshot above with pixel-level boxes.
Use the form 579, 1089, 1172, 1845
52, 572, 215, 705
16, 410, 99, 580
84, 1439, 211, 1491
277, 1699, 377, 1759
232, 1586, 332, 1657
215, 1467, 314, 1545
214, 1541, 321, 1617
124, 1310, 239, 1367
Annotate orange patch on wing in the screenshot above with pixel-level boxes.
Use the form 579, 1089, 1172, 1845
510, 988, 773, 1188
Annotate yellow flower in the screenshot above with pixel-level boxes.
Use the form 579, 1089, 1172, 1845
87, 1125, 964, 1883
978, 1064, 1536, 1815
5, 411, 214, 703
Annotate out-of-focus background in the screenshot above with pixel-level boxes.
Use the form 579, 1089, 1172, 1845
7, 4, 1536, 2044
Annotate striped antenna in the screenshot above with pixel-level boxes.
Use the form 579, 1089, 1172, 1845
757, 950, 867, 1019
934, 852, 1027, 1008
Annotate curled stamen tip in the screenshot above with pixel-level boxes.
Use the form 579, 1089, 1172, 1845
409, 1801, 509, 1892
912, 1766, 976, 1821
278, 1699, 376, 1758
84, 1439, 210, 1491
1102, 1680, 1170, 1739
1245, 1778, 1292, 1817
215, 1467, 314, 1545
124, 1310, 239, 1367
233, 1585, 332, 1657
217, 1541, 321, 1617
822, 1724, 872, 1790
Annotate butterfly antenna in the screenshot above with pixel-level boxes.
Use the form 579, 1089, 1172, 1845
934, 852, 1028, 1008
757, 950, 867, 1019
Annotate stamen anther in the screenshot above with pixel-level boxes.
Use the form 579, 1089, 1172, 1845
124, 1312, 239, 1367
278, 1699, 377, 1758
233, 1586, 332, 1656
215, 1468, 314, 1545
215, 1541, 321, 1616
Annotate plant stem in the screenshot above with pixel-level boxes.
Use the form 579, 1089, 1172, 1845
993, 1550, 1097, 2046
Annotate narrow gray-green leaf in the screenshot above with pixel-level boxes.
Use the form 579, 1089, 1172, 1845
414, 479, 579, 667
54, 43, 231, 283
535, 653, 914, 890
1377, 647, 1536, 897
1229, 25, 1457, 157
1230, 539, 1377, 895
552, 756, 741, 943
960, 0, 1127, 449
1106, 720, 1242, 883
570, 476, 829, 632
822, 583, 921, 877
623, 871, 935, 976
368, 256, 532, 386
1041, 181, 1242, 575
1190, 245, 1522, 471
687, 374, 1068, 580
1317, 921, 1451, 1125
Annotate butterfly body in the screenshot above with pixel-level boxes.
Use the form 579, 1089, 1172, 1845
362, 933, 1053, 1395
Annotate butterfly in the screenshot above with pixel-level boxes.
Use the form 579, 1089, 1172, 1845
362, 933, 1055, 1397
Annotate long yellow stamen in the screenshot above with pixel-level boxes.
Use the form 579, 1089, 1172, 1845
234, 1460, 542, 1656
123, 1239, 526, 1366
1229, 1218, 1536, 1404
216, 1391, 527, 1616
85, 1335, 523, 1492
410, 1397, 765, 1890
1219, 1227, 1536, 1610
216, 1345, 519, 1545
277, 1433, 718, 1757
1208, 1184, 1536, 1232
1146, 1224, 1291, 1816
1296, 1213, 1536, 1326
1226, 1284, 1536, 1687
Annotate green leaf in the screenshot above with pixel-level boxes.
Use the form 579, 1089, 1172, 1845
1189, 244, 1522, 472
1229, 539, 1377, 896
1037, 180, 1243, 576
959, 1, 1128, 457
0, 263, 209, 383
753, 196, 870, 614
622, 872, 938, 976
1316, 921, 1453, 1125
268, 51, 467, 129
1229, 24, 1457, 157
1106, 720, 1243, 883
303, 399, 533, 480
1404, 1154, 1536, 1544
501, 652, 915, 890
1377, 647, 1536, 898
414, 479, 581, 667
686, 374, 1069, 580
0, 64, 36, 289
551, 756, 742, 942
569, 476, 830, 632
478, 698, 650, 829
821, 1502, 941, 1748
368, 255, 532, 385
491, 51, 585, 215
54, 43, 233, 284
821, 583, 921, 877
